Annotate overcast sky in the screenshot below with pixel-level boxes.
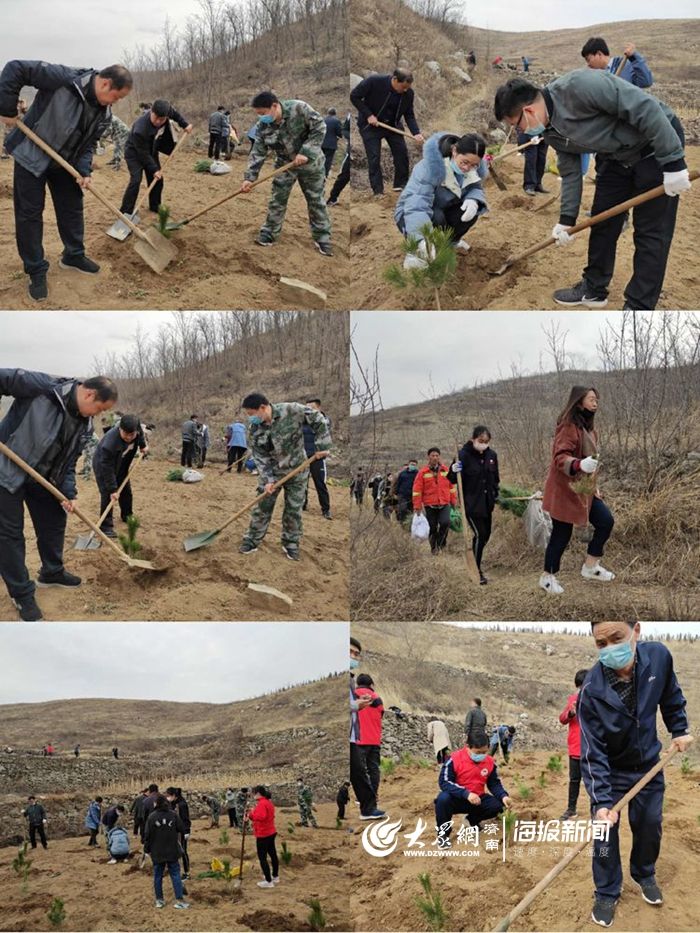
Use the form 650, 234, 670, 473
351, 311, 700, 410
441, 622, 700, 637
0, 622, 347, 705
464, 0, 697, 31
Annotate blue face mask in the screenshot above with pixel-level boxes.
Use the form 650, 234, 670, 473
258, 114, 275, 124
248, 415, 263, 425
450, 159, 464, 176
470, 753, 487, 763
350, 658, 359, 670
599, 632, 635, 669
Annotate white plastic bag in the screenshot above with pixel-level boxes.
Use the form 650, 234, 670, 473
209, 160, 231, 175
411, 512, 430, 541
523, 495, 551, 551
182, 468, 204, 483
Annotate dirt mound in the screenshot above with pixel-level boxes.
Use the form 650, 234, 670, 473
0, 459, 348, 621
0, 149, 350, 311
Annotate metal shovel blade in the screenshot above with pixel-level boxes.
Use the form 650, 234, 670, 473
183, 529, 220, 552
106, 211, 139, 241
490, 257, 515, 276
165, 218, 188, 232
73, 531, 101, 550
489, 163, 508, 191
132, 227, 178, 274
121, 553, 161, 571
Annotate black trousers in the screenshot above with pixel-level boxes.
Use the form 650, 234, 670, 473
98, 479, 133, 532
228, 807, 238, 827
0, 481, 67, 601
350, 742, 377, 815
201, 447, 208, 465
88, 828, 99, 845
544, 497, 615, 574
425, 504, 451, 552
208, 133, 222, 159
583, 121, 684, 309
436, 747, 449, 764
568, 755, 582, 812
322, 147, 336, 177
517, 131, 548, 189
357, 744, 381, 796
227, 445, 246, 471
396, 497, 412, 524
398, 199, 478, 244
29, 824, 48, 848
337, 802, 346, 819
329, 152, 350, 201
181, 441, 194, 467
120, 155, 162, 215
180, 833, 190, 874
466, 512, 492, 568
306, 458, 330, 514
361, 125, 409, 194
256, 833, 279, 882
14, 161, 85, 275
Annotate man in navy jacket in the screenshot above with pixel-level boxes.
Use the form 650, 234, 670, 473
579, 621, 692, 928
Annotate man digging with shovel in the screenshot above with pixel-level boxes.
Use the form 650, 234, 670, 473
0, 369, 118, 620
238, 393, 332, 561
91, 414, 148, 539
0, 60, 133, 302
494, 73, 691, 309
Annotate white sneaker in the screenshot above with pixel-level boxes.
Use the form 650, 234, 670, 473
272, 876, 280, 885
581, 562, 615, 582
107, 858, 117, 864
455, 239, 470, 253
257, 880, 275, 888
539, 572, 564, 594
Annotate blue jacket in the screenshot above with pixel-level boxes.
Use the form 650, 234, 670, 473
607, 53, 653, 88
394, 467, 418, 501
0, 369, 91, 499
107, 826, 130, 857
490, 724, 514, 751
228, 422, 247, 448
303, 412, 331, 455
85, 800, 101, 830
322, 115, 344, 150
395, 132, 488, 239
578, 641, 689, 809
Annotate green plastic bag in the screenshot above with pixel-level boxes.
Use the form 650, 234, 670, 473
449, 507, 462, 533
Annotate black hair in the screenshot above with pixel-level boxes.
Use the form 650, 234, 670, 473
148, 783, 159, 793
116, 805, 125, 813
356, 673, 374, 687
508, 725, 516, 735
28, 795, 36, 800
95, 796, 103, 803
574, 668, 589, 687
392, 68, 414, 83
252, 91, 278, 108
343, 781, 351, 786
152, 99, 170, 117
581, 37, 610, 58
494, 78, 541, 121
242, 392, 269, 409
190, 414, 198, 420
408, 457, 417, 463
225, 110, 231, 115
218, 105, 226, 111
241, 786, 249, 792
468, 729, 489, 748
120, 414, 140, 433
473, 697, 482, 707
306, 397, 321, 405
327, 107, 337, 115
427, 446, 440, 455
82, 376, 118, 402
350, 636, 362, 651
155, 794, 169, 810
472, 425, 491, 440
591, 620, 636, 630
253, 784, 271, 798
439, 132, 486, 159
165, 787, 181, 797
98, 65, 133, 89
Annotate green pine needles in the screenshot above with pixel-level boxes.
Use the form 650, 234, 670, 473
384, 224, 458, 310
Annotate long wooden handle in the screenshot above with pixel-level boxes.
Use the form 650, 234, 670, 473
93, 454, 141, 528
134, 126, 189, 214
614, 53, 629, 76
375, 120, 420, 142
0, 440, 129, 561
492, 746, 681, 932
219, 450, 248, 475
508, 170, 699, 266
238, 792, 249, 879
14, 120, 150, 242
183, 160, 296, 224
491, 138, 538, 164
451, 460, 481, 585
215, 452, 323, 535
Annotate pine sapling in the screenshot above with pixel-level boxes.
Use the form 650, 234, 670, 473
47, 897, 66, 928
547, 754, 563, 773
307, 897, 326, 931
219, 828, 230, 845
415, 873, 447, 931
157, 205, 173, 238
383, 224, 458, 310
119, 514, 142, 558
335, 816, 343, 830
281, 841, 293, 865
287, 821, 295, 835
12, 842, 32, 890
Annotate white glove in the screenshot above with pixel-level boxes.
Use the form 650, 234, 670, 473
403, 238, 433, 271
579, 456, 599, 474
451, 460, 462, 472
460, 199, 478, 222
663, 169, 691, 197
552, 223, 573, 246
528, 135, 543, 146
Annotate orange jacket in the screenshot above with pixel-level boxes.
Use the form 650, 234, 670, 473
412, 463, 456, 510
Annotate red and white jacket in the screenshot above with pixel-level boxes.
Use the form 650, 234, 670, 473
412, 463, 457, 510
438, 747, 508, 801
354, 686, 384, 746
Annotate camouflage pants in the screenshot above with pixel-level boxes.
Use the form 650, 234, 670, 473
235, 804, 250, 834
260, 159, 331, 243
243, 473, 308, 548
81, 438, 98, 479
298, 800, 317, 827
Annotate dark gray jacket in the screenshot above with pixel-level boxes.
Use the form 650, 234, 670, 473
0, 61, 111, 177
0, 369, 91, 499
93, 424, 145, 493
181, 419, 198, 443
464, 706, 487, 739
208, 110, 225, 134
541, 69, 685, 224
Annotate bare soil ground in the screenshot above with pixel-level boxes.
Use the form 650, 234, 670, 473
0, 804, 353, 932
0, 147, 351, 311
0, 456, 348, 621
348, 752, 700, 932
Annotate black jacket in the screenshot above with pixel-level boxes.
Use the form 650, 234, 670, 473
144, 807, 184, 863
351, 74, 420, 134
336, 785, 350, 805
102, 805, 120, 830
394, 467, 417, 501
23, 803, 46, 826
322, 115, 343, 150
92, 424, 145, 493
124, 107, 189, 173
448, 441, 500, 518
0, 61, 110, 177
171, 796, 191, 834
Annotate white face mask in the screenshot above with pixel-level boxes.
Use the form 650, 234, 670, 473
473, 441, 488, 453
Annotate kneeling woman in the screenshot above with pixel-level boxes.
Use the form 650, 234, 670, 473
540, 387, 615, 595
394, 132, 488, 268
248, 785, 279, 889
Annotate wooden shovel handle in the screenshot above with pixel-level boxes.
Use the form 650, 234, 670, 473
217, 452, 324, 536
183, 160, 297, 224
14, 120, 150, 241
134, 126, 189, 214
614, 53, 629, 76
93, 454, 141, 528
218, 450, 248, 475
0, 440, 129, 562
507, 170, 699, 267
491, 138, 538, 164
375, 120, 420, 143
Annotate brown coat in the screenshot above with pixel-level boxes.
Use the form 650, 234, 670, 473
542, 421, 598, 525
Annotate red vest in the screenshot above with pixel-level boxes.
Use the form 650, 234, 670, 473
449, 747, 495, 795
354, 687, 384, 746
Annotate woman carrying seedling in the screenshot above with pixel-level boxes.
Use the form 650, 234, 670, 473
247, 785, 279, 889
394, 132, 489, 269
449, 425, 500, 585
540, 387, 615, 595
